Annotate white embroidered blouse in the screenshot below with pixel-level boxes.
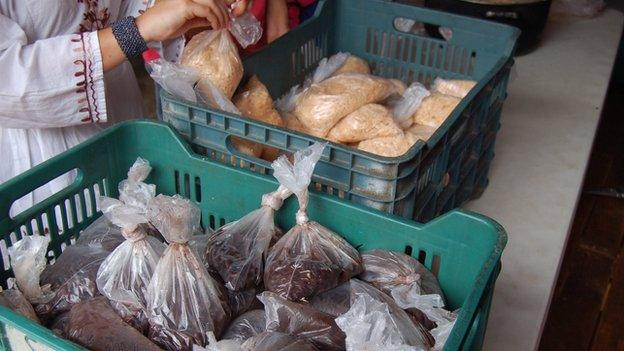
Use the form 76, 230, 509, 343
0, 0, 181, 215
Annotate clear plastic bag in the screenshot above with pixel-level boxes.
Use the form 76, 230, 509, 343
146, 194, 231, 350
74, 216, 125, 252
226, 286, 263, 317
205, 184, 290, 291
406, 124, 437, 143
308, 281, 351, 317
258, 291, 345, 350
181, 29, 243, 99
146, 52, 200, 103
327, 103, 402, 143
242, 331, 319, 351
359, 250, 445, 298
264, 143, 363, 301
293, 74, 396, 137
36, 245, 109, 324
117, 157, 156, 209
194, 332, 245, 351
49, 311, 70, 337
7, 235, 52, 303
0, 284, 40, 323
223, 309, 266, 341
95, 196, 167, 333
67, 297, 161, 351
390, 82, 431, 129
430, 78, 476, 99
412, 93, 460, 128
357, 132, 418, 157
228, 11, 263, 49
336, 279, 435, 350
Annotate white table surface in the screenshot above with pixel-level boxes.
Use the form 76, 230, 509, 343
464, 9, 624, 351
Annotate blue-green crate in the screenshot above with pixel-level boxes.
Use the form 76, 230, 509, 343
160, 0, 519, 222
0, 121, 505, 350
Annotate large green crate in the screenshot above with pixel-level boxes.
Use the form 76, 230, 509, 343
160, 0, 519, 222
0, 121, 506, 350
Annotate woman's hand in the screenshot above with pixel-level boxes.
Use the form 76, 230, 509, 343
136, 0, 230, 42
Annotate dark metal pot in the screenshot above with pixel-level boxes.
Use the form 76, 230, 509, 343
424, 0, 551, 55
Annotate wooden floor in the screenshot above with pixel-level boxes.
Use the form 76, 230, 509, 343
538, 83, 624, 351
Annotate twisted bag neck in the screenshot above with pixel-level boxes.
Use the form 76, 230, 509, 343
121, 226, 147, 243
261, 185, 292, 211
295, 189, 309, 225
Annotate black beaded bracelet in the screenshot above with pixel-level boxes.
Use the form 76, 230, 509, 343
111, 16, 148, 59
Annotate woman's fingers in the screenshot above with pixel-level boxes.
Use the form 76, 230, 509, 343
230, 0, 249, 17
187, 1, 222, 28
192, 0, 229, 28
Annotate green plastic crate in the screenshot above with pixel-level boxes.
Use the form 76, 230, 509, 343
0, 121, 506, 350
160, 0, 519, 222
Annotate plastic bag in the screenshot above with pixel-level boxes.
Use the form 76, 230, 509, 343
264, 143, 363, 301
205, 184, 290, 291
145, 50, 200, 103
359, 250, 445, 298
293, 74, 396, 137
181, 29, 243, 99
390, 285, 457, 351
36, 245, 109, 324
7, 235, 52, 303
258, 291, 345, 350
242, 331, 319, 351
336, 293, 423, 351
49, 311, 70, 337
0, 285, 40, 323
391, 82, 431, 129
117, 157, 156, 209
431, 78, 476, 99
95, 196, 167, 333
406, 124, 437, 143
337, 279, 435, 350
74, 215, 125, 252
232, 75, 285, 161
146, 194, 231, 350
311, 278, 435, 331
67, 297, 161, 351
226, 286, 263, 317
194, 332, 245, 351
327, 103, 402, 143
357, 132, 418, 157
223, 309, 266, 341
311, 53, 371, 85
413, 93, 460, 128
228, 11, 263, 49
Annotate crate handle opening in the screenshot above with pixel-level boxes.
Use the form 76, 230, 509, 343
393, 17, 453, 42
7, 168, 84, 220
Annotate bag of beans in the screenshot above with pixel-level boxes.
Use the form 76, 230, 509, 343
67, 297, 161, 351
205, 183, 290, 291
0, 284, 40, 323
242, 331, 319, 351
357, 132, 419, 157
258, 291, 345, 350
264, 143, 363, 301
412, 93, 461, 128
95, 196, 166, 333
223, 309, 266, 341
146, 194, 231, 350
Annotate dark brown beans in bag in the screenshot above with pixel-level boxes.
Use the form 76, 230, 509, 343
67, 297, 161, 351
222, 309, 266, 342
264, 144, 362, 301
258, 291, 345, 350
242, 331, 319, 351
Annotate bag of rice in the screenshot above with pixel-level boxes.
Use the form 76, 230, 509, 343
294, 74, 394, 137
412, 93, 460, 128
326, 104, 402, 143
357, 132, 418, 157
431, 78, 476, 99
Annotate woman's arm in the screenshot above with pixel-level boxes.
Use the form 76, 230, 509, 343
0, 0, 232, 128
266, 0, 290, 43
